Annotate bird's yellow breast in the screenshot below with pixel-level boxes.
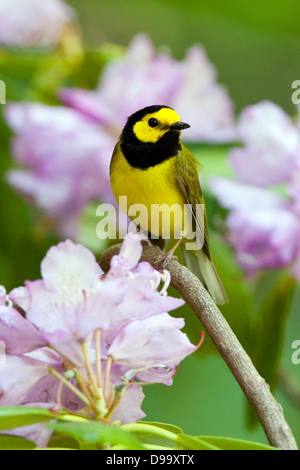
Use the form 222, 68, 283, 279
110, 145, 187, 238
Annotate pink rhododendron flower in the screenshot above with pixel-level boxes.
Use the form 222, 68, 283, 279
61, 34, 235, 144
0, 305, 46, 354
5, 103, 114, 237
0, 233, 200, 446
226, 208, 300, 275
229, 101, 300, 187
0, 354, 54, 406
108, 313, 197, 372
0, 0, 75, 47
210, 102, 300, 280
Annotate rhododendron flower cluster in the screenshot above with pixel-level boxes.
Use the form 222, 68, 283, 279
0, 233, 200, 446
210, 101, 300, 280
0, 0, 76, 47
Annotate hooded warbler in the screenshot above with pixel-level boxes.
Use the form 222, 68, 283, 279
110, 105, 227, 305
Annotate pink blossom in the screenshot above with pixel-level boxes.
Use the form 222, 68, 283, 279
171, 45, 236, 142
229, 101, 300, 186
210, 100, 300, 280
108, 365, 146, 423
108, 313, 197, 378
23, 235, 183, 354
0, 305, 46, 354
0, 234, 199, 444
210, 177, 300, 276
8, 286, 30, 311
227, 208, 300, 275
0, 0, 75, 47
111, 385, 146, 424
5, 103, 114, 237
209, 177, 290, 213
61, 34, 236, 144
0, 355, 53, 406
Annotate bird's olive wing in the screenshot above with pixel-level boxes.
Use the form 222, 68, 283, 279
175, 145, 211, 258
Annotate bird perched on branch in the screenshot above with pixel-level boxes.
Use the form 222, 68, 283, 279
110, 105, 227, 305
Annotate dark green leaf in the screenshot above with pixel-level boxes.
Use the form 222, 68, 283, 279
47, 432, 81, 450
0, 434, 36, 450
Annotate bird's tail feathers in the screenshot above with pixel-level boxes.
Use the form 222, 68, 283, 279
181, 246, 228, 305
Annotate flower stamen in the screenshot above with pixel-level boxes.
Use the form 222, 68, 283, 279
82, 340, 100, 400
103, 356, 113, 401
95, 328, 102, 389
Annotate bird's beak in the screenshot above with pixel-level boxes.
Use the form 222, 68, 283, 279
164, 121, 191, 131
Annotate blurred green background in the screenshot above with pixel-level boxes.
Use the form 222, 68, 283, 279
69, 0, 300, 114
0, 0, 299, 448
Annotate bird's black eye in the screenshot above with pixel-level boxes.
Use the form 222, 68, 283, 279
148, 118, 159, 128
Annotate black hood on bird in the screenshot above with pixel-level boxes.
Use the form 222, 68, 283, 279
121, 128, 182, 170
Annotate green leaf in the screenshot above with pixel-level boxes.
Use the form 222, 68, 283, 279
175, 434, 219, 450
0, 406, 59, 431
47, 421, 144, 450
126, 421, 183, 448
123, 422, 218, 450
47, 432, 81, 450
140, 421, 183, 436
0, 434, 36, 450
199, 436, 277, 450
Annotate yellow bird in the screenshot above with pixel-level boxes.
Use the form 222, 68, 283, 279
110, 105, 227, 304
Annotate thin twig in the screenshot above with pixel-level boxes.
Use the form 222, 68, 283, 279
100, 243, 298, 450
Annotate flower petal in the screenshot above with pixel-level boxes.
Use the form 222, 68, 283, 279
41, 239, 103, 295
210, 177, 289, 211
227, 208, 300, 275
0, 0, 75, 47
108, 313, 197, 370
229, 101, 300, 186
0, 306, 46, 354
0, 355, 50, 406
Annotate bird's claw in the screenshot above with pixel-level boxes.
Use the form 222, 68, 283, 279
154, 251, 177, 269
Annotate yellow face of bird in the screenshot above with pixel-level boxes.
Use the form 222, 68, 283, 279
133, 107, 183, 143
